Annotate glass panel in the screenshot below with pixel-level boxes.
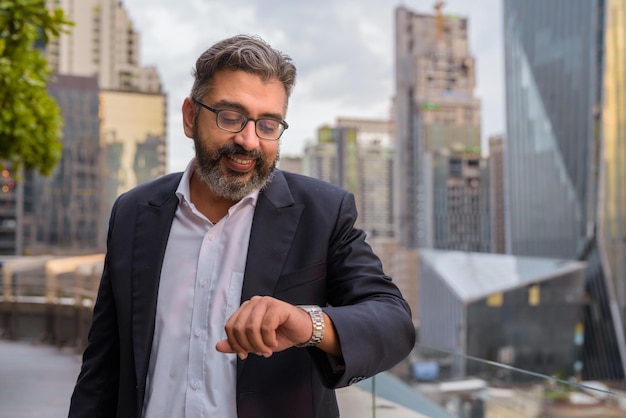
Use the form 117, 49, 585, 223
344, 344, 626, 418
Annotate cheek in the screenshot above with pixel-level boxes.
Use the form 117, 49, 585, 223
196, 126, 229, 151
260, 142, 279, 162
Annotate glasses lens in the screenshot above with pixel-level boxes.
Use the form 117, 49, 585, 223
217, 110, 246, 132
257, 119, 282, 139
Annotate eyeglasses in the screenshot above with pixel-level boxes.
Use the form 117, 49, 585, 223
193, 99, 288, 141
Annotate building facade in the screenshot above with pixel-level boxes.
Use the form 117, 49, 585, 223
277, 155, 303, 175
426, 149, 489, 252
303, 120, 394, 239
504, 0, 626, 379
46, 0, 161, 93
488, 135, 506, 254
394, 5, 482, 249
44, 0, 167, 241
2, 75, 102, 256
22, 75, 104, 254
99, 90, 167, 217
419, 250, 587, 380
0, 164, 20, 255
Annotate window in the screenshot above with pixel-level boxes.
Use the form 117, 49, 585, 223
487, 292, 503, 307
528, 285, 540, 306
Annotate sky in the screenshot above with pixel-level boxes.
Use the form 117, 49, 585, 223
122, 0, 505, 173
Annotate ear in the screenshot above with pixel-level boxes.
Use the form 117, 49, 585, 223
182, 97, 195, 139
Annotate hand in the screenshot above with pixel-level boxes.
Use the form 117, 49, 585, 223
215, 296, 313, 359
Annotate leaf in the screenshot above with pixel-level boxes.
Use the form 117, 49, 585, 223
0, 0, 71, 176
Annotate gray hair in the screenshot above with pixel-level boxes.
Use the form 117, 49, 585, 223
190, 34, 297, 102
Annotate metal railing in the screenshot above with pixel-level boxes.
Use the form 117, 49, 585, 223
0, 255, 103, 350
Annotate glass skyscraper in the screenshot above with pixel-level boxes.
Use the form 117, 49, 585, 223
599, 0, 626, 379
504, 0, 626, 379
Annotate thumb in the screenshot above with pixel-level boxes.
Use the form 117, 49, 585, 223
215, 339, 235, 353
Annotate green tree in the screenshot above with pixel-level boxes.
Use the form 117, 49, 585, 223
0, 0, 72, 176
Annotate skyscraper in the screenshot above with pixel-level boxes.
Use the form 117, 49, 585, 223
46, 0, 161, 93
488, 135, 506, 254
394, 5, 483, 250
504, 0, 626, 379
303, 119, 394, 238
428, 148, 490, 252
23, 75, 103, 254
45, 0, 167, 239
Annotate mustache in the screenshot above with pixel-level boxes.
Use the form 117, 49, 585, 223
213, 143, 264, 162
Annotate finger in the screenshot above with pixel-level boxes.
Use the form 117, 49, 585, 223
260, 304, 280, 350
224, 301, 250, 359
225, 297, 272, 357
215, 339, 234, 353
242, 298, 274, 356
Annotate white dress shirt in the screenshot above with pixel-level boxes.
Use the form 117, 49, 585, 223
142, 160, 258, 418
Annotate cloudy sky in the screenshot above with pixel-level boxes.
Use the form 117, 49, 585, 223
122, 0, 504, 173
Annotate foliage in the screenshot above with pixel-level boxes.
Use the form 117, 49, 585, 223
0, 0, 73, 176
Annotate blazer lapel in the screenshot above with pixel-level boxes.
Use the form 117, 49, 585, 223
130, 174, 182, 402
238, 170, 303, 378
241, 170, 303, 300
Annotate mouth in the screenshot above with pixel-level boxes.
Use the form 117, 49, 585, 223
225, 154, 256, 173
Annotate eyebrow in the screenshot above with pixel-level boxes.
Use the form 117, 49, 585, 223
212, 99, 285, 121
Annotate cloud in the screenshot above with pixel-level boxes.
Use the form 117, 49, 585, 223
122, 0, 505, 171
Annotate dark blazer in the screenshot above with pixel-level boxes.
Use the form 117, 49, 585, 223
69, 169, 415, 418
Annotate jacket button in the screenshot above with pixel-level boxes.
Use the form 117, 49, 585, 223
348, 376, 365, 385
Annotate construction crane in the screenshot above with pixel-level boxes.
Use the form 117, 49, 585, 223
434, 1, 445, 41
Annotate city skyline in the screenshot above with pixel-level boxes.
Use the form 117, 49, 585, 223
120, 0, 504, 172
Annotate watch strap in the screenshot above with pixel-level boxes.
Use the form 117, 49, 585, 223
295, 305, 325, 347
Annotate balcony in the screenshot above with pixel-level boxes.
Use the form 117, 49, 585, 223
1, 255, 625, 417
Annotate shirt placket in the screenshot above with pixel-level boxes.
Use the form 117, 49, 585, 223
185, 224, 222, 417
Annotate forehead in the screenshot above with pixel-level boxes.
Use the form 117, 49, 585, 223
207, 69, 287, 115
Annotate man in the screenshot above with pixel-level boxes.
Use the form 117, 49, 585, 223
69, 35, 415, 418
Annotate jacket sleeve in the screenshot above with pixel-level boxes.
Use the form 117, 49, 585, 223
68, 200, 121, 418
309, 192, 416, 388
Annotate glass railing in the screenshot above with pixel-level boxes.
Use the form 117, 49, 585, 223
347, 343, 626, 418
3, 259, 626, 417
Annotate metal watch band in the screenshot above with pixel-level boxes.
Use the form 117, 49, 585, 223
295, 305, 325, 347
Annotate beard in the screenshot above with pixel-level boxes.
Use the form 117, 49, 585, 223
192, 133, 278, 201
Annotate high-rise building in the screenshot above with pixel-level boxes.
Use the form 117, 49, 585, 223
488, 135, 506, 254
45, 0, 167, 237
46, 0, 161, 93
304, 126, 359, 190
394, 5, 483, 250
99, 90, 167, 213
504, 0, 626, 379
1, 76, 102, 256
303, 119, 394, 239
277, 155, 303, 175
427, 148, 490, 252
21, 74, 103, 255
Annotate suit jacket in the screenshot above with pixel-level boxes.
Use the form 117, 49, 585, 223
68, 169, 415, 418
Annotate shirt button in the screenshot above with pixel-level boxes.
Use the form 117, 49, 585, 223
200, 280, 207, 288
191, 380, 200, 390
208, 233, 215, 241
194, 329, 202, 337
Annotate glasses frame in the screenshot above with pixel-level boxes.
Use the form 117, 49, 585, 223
193, 99, 288, 141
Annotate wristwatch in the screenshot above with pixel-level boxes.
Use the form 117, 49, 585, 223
295, 305, 325, 347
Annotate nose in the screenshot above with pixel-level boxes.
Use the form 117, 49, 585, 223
233, 120, 261, 150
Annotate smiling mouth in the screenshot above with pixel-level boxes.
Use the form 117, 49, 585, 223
225, 154, 256, 173
228, 155, 254, 165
